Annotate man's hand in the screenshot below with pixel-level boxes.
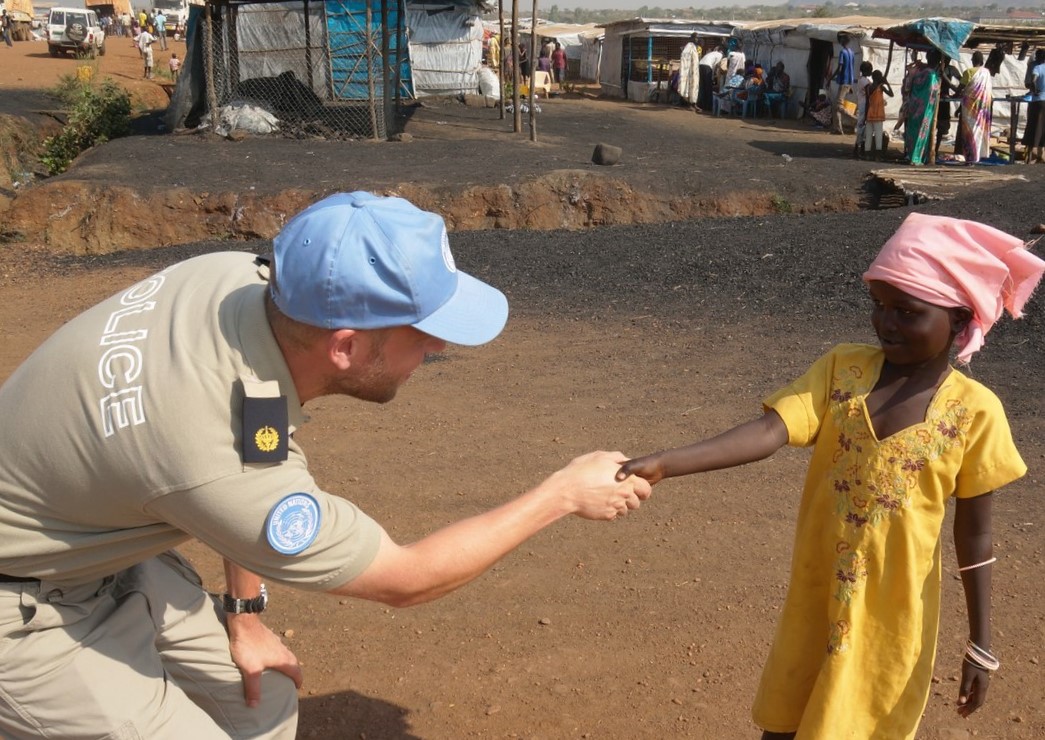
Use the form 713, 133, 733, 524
957, 659, 990, 718
615, 453, 666, 485
227, 613, 304, 707
550, 451, 653, 520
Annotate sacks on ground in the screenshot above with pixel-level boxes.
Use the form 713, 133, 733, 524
203, 101, 281, 136
478, 67, 500, 99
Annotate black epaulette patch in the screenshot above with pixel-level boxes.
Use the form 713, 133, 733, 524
243, 396, 289, 463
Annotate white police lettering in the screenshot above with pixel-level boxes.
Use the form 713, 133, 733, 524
96, 274, 168, 437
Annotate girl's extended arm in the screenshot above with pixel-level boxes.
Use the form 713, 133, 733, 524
617, 410, 788, 484
953, 492, 994, 717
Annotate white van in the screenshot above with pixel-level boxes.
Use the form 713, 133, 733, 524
46, 6, 106, 58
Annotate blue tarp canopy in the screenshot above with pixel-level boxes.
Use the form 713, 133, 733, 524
871, 17, 975, 60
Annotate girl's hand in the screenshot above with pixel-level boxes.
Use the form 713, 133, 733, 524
615, 454, 666, 485
957, 659, 990, 717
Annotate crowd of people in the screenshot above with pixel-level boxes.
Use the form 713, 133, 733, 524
100, 8, 185, 80
668, 36, 794, 120
671, 31, 1045, 168
482, 32, 570, 96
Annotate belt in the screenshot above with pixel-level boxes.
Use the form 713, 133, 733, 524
0, 573, 38, 583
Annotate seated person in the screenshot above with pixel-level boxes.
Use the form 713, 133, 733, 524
764, 61, 791, 116
809, 91, 832, 128
734, 64, 766, 109
766, 61, 790, 94
715, 71, 747, 113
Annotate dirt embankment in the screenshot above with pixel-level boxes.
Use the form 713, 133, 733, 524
1, 166, 859, 255
0, 37, 885, 254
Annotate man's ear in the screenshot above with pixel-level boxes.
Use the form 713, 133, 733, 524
951, 307, 973, 336
327, 329, 359, 371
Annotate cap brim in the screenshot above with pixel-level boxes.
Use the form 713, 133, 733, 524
412, 271, 508, 346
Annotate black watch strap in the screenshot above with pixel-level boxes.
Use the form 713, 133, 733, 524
222, 583, 268, 614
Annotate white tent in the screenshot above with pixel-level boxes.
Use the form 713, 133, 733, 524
735, 15, 1035, 134
407, 3, 484, 97
734, 16, 909, 122
599, 17, 743, 102
524, 22, 602, 80
578, 27, 603, 82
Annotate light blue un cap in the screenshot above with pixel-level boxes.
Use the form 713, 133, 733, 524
271, 192, 508, 346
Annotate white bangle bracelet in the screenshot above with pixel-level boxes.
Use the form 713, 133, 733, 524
964, 639, 1000, 671
958, 556, 996, 572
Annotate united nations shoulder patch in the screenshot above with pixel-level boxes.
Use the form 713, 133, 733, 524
266, 493, 321, 555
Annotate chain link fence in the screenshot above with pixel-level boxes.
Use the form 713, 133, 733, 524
198, 1, 407, 140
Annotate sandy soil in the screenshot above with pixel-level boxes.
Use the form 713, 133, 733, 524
1, 33, 1044, 740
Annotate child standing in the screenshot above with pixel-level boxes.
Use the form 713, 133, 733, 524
864, 69, 894, 161
138, 28, 156, 79
853, 61, 873, 158
617, 214, 1044, 739
169, 52, 181, 80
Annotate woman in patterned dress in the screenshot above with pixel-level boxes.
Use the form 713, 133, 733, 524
959, 51, 993, 164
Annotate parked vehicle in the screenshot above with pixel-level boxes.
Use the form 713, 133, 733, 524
46, 6, 106, 57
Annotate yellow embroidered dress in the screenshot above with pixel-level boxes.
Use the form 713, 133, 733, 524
752, 344, 1026, 739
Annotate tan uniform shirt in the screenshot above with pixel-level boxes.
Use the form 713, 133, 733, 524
0, 252, 382, 589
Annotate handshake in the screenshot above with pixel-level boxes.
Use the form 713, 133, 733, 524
537, 450, 665, 521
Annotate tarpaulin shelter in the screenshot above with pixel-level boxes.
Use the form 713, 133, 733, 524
522, 22, 601, 81
734, 16, 908, 122
166, 0, 487, 139
871, 17, 975, 61
871, 17, 1044, 148
599, 17, 743, 102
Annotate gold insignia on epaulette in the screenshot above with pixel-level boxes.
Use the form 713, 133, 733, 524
255, 426, 280, 452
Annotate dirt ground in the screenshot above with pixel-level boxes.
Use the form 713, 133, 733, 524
1, 36, 1044, 740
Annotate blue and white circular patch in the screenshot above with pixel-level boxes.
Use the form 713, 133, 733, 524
266, 493, 321, 555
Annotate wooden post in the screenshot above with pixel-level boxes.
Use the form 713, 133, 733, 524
511, 0, 520, 132
529, 0, 538, 142
395, 0, 404, 112
203, 0, 219, 125
366, 1, 378, 140
381, 0, 390, 138
304, 0, 313, 92
498, 0, 505, 120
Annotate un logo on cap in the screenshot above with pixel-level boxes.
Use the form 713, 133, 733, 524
440, 230, 456, 273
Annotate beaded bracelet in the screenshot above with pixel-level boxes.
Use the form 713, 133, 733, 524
964, 639, 1000, 671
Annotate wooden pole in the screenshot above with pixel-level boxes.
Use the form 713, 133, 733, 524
366, 0, 378, 139
529, 0, 538, 142
304, 0, 313, 91
498, 0, 505, 120
203, 0, 218, 125
381, 0, 390, 138
511, 0, 520, 132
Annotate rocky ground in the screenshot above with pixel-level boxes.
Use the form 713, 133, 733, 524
1, 34, 1044, 740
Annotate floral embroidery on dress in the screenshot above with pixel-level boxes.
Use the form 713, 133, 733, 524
823, 363, 971, 657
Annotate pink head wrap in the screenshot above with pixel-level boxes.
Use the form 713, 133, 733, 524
862, 213, 1045, 364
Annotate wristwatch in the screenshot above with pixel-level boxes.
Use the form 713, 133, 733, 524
222, 583, 268, 614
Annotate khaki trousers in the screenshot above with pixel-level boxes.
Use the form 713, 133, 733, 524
0, 552, 297, 739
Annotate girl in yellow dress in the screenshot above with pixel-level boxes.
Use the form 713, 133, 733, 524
617, 214, 1044, 739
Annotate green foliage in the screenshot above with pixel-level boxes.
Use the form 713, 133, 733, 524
41, 78, 131, 176
771, 193, 793, 214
